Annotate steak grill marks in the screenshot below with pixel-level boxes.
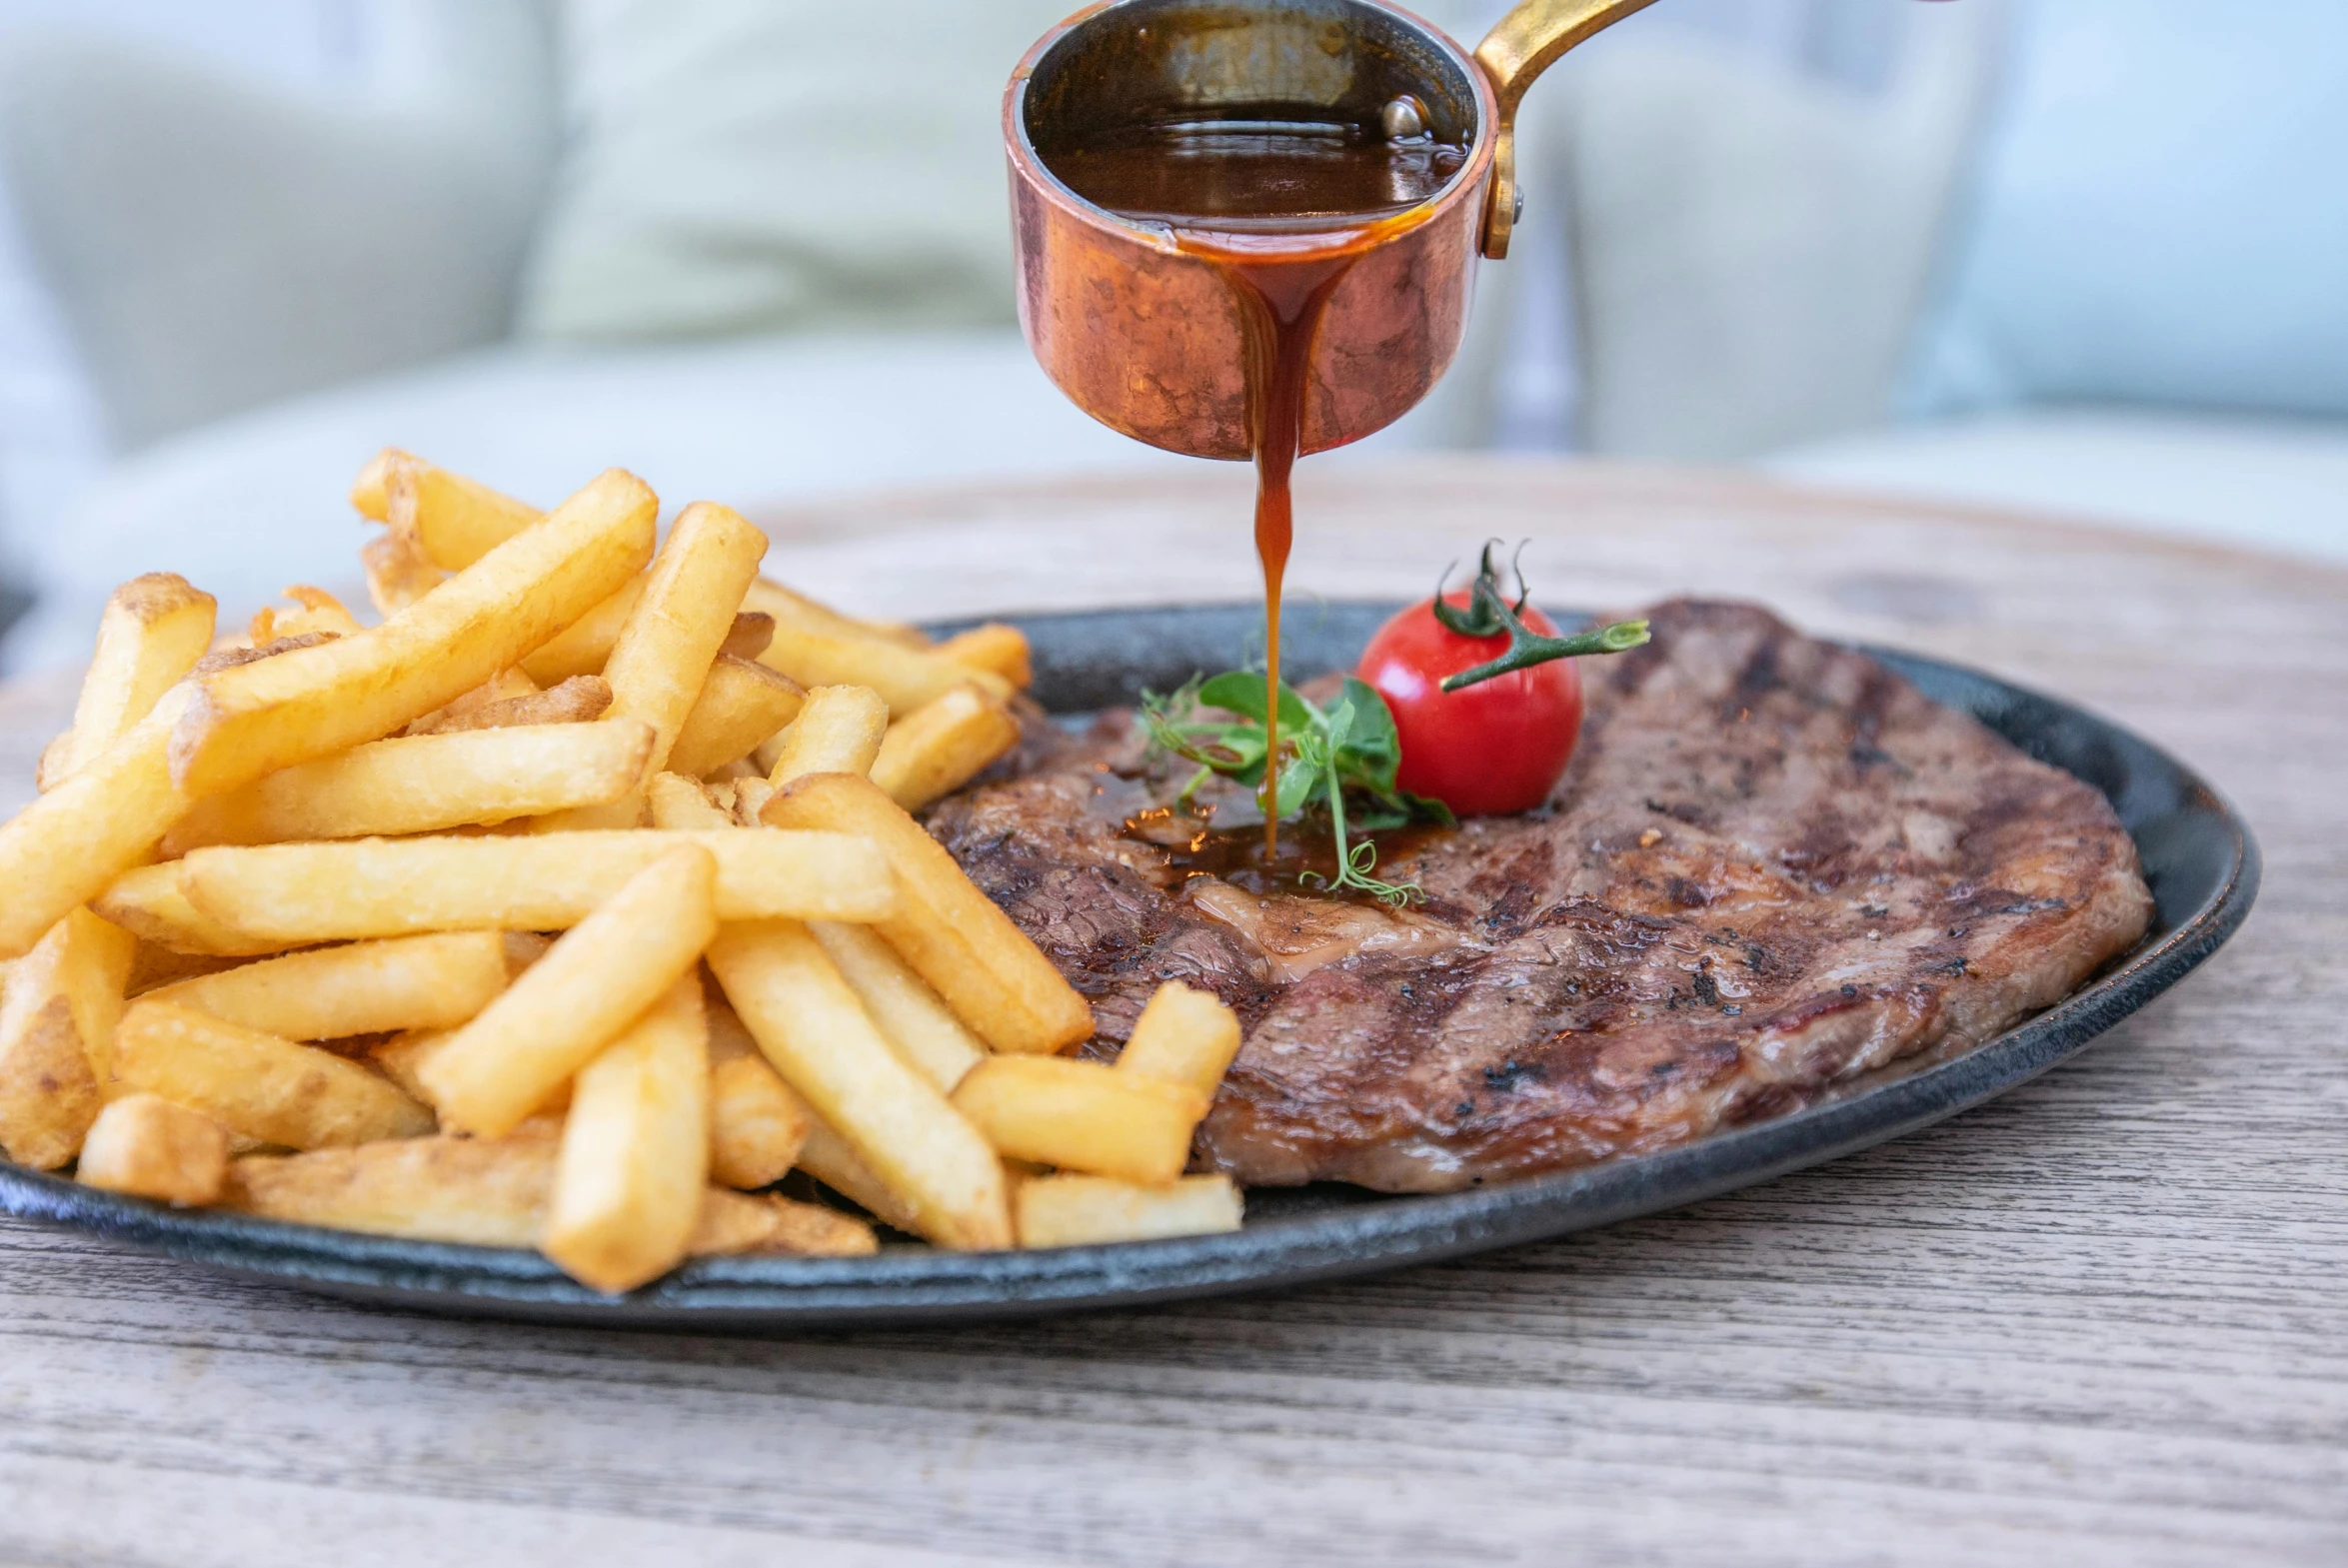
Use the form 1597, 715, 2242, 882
926, 601, 2154, 1193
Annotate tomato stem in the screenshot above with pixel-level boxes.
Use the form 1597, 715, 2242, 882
1431, 540, 1652, 692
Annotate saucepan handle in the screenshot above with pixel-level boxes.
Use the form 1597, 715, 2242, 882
1473, 0, 1663, 258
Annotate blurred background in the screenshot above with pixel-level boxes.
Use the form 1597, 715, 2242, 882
0, 0, 2340, 671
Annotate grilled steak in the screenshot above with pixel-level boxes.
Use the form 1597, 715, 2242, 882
928, 600, 2154, 1192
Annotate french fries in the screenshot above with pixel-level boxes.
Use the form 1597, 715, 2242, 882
0, 687, 194, 959
793, 1117, 924, 1234
360, 532, 445, 616
421, 846, 716, 1137
0, 909, 137, 1166
707, 1004, 811, 1190
381, 450, 541, 570
759, 623, 1013, 719
666, 658, 804, 778
114, 999, 433, 1149
92, 863, 288, 957
169, 827, 895, 943
1015, 1173, 1243, 1248
693, 1186, 878, 1256
952, 1055, 1205, 1186
934, 623, 1033, 688
142, 931, 510, 1041
1116, 980, 1244, 1100
739, 578, 929, 652
868, 683, 1021, 812
765, 684, 889, 784
171, 468, 657, 796
707, 920, 1011, 1249
808, 920, 984, 1094
164, 721, 656, 850
646, 772, 736, 830
517, 576, 645, 687
762, 774, 1093, 1055
544, 975, 710, 1292
76, 1093, 230, 1205
403, 666, 541, 735
43, 573, 216, 789
412, 674, 612, 735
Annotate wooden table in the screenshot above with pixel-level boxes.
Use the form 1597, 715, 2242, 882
3, 461, 2342, 1566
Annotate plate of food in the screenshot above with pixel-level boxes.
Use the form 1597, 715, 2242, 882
0, 454, 2255, 1329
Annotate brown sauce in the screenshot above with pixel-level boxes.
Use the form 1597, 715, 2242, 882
1042, 111, 1466, 854
1128, 805, 1451, 902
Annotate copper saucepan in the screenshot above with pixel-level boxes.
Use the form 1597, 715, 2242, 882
1005, 0, 1660, 461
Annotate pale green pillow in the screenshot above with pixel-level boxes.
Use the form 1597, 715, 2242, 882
520, 0, 1074, 341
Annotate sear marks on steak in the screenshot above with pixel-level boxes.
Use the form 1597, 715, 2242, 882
924, 600, 2154, 1193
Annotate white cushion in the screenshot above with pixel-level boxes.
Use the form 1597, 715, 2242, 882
1765, 407, 2348, 563
520, 0, 1073, 340
1908, 0, 2348, 419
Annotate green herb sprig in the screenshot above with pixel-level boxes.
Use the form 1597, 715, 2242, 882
1140, 672, 1451, 904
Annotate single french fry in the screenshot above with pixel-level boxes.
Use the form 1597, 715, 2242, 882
176, 827, 894, 944
731, 777, 777, 826
171, 468, 657, 796
163, 721, 656, 851
271, 585, 364, 641
739, 578, 931, 651
1015, 1172, 1242, 1247
114, 999, 432, 1149
1116, 981, 1243, 1101
646, 771, 735, 831
383, 452, 541, 571
0, 909, 137, 1166
793, 1117, 924, 1233
764, 685, 888, 785
544, 975, 710, 1292
45, 574, 216, 789
719, 612, 775, 663
403, 666, 540, 735
75, 1092, 229, 1205
126, 940, 244, 995
868, 684, 1021, 812
360, 530, 447, 617
92, 864, 288, 957
935, 623, 1033, 688
708, 1045, 811, 1190
952, 1055, 1205, 1186
692, 1187, 876, 1256
763, 774, 1092, 1055
143, 931, 509, 1041
807, 920, 984, 1094
420, 846, 716, 1138
517, 576, 645, 687
667, 658, 804, 779
411, 674, 612, 737
350, 449, 397, 520
707, 920, 1010, 1249
228, 1132, 556, 1246
0, 687, 196, 959
759, 624, 1012, 720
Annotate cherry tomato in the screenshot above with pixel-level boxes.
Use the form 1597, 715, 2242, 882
1355, 593, 1584, 815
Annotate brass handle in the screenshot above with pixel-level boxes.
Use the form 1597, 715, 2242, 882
1474, 0, 1662, 258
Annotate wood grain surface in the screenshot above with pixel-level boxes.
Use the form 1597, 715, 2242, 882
2, 460, 2341, 1567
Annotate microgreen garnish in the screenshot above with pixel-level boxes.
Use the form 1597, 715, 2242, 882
1433, 541, 1651, 692
1141, 672, 1451, 905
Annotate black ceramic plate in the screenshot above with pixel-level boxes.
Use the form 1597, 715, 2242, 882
0, 603, 2257, 1329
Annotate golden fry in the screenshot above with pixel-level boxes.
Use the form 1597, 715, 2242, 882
730, 777, 776, 826
0, 909, 136, 1166
403, 666, 540, 735
868, 683, 1021, 812
92, 863, 287, 957
544, 976, 711, 1292
165, 720, 655, 851
646, 772, 735, 831
171, 468, 657, 796
763, 774, 1093, 1055
114, 999, 432, 1149
227, 1133, 557, 1247
0, 687, 194, 959
692, 1187, 876, 1256
176, 827, 894, 944
807, 919, 984, 1094
143, 931, 509, 1041
739, 578, 931, 650
44, 573, 216, 789
420, 845, 716, 1138
412, 674, 612, 736
708, 1044, 811, 1190
1115, 981, 1243, 1101
759, 624, 1011, 720
765, 685, 889, 785
517, 576, 645, 686
269, 585, 364, 641
951, 1055, 1206, 1186
360, 530, 446, 617
382, 451, 541, 570
75, 1092, 229, 1205
793, 1117, 924, 1233
666, 657, 804, 779
707, 919, 1010, 1249
350, 449, 396, 521
934, 623, 1033, 688
1014, 1173, 1242, 1247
